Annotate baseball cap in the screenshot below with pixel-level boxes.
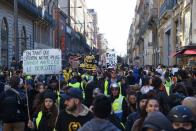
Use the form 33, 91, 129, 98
63, 88, 83, 100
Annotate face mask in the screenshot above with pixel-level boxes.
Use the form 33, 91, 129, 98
174, 128, 194, 131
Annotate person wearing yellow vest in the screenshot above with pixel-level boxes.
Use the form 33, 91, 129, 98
110, 83, 128, 125
164, 71, 172, 96
104, 70, 122, 96
68, 72, 81, 89
68, 82, 81, 89
28, 90, 58, 131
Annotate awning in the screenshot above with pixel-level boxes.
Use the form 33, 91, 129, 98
183, 49, 196, 55
173, 49, 196, 57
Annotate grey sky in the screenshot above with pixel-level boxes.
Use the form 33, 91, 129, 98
86, 0, 137, 55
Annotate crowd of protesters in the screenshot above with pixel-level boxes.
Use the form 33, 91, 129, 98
0, 58, 196, 131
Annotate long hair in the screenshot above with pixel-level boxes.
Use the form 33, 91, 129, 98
40, 101, 58, 129
135, 97, 160, 131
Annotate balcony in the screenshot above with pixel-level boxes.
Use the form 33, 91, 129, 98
160, 0, 175, 18
7, 0, 54, 25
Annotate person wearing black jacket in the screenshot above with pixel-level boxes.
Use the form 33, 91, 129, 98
28, 90, 58, 131
151, 76, 170, 115
78, 95, 120, 131
55, 88, 93, 131
126, 71, 135, 85
0, 76, 27, 131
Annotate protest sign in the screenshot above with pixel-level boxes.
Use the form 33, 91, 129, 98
106, 50, 117, 68
23, 49, 62, 75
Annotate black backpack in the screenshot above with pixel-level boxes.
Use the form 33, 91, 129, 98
0, 89, 24, 122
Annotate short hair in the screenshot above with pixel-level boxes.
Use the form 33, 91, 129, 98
151, 76, 162, 89
10, 76, 20, 88
93, 95, 111, 119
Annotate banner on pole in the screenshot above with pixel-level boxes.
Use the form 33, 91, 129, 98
23, 49, 62, 75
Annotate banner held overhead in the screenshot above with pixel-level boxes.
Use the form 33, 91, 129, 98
23, 49, 62, 75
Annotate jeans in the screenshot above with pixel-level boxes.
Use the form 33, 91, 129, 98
3, 122, 25, 131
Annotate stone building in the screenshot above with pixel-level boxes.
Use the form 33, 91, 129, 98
128, 0, 196, 67
0, 0, 56, 67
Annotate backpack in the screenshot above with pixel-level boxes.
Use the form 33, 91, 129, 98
0, 88, 24, 122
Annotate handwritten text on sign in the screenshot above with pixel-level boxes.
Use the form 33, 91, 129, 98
106, 51, 117, 68
23, 49, 62, 75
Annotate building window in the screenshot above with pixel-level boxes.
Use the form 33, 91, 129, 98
184, 11, 191, 46
1, 18, 8, 67
21, 26, 27, 57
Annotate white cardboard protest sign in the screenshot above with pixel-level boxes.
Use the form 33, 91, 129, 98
23, 49, 62, 75
106, 50, 117, 68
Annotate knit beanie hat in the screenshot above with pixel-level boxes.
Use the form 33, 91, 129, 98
43, 90, 56, 102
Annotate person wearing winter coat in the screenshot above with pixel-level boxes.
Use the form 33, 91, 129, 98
55, 88, 93, 131
131, 97, 160, 131
125, 94, 148, 131
0, 76, 27, 131
78, 95, 120, 131
28, 90, 58, 131
142, 112, 173, 131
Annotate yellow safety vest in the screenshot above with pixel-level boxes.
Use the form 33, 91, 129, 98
68, 82, 81, 88
164, 77, 172, 96
104, 80, 109, 95
104, 81, 122, 96
112, 95, 124, 113
36, 111, 43, 128
63, 72, 69, 82
36, 111, 56, 131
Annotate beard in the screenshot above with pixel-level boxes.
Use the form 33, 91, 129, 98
66, 103, 77, 112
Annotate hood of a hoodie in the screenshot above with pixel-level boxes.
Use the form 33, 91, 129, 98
78, 118, 120, 131
66, 104, 90, 117
142, 112, 173, 131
